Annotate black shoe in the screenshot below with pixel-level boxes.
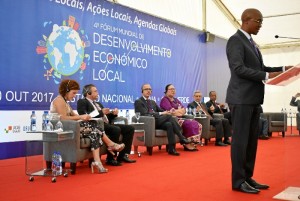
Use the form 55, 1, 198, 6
179, 138, 191, 145
258, 135, 269, 140
233, 181, 260, 194
106, 159, 122, 166
223, 139, 231, 145
168, 149, 180, 156
117, 154, 136, 163
246, 178, 269, 189
215, 141, 228, 146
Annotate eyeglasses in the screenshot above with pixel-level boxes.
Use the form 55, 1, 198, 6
251, 19, 263, 24
143, 88, 152, 91
168, 88, 176, 91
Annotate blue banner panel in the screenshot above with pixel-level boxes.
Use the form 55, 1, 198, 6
0, 141, 42, 160
0, 0, 206, 110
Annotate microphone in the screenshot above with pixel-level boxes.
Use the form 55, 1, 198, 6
274, 35, 300, 40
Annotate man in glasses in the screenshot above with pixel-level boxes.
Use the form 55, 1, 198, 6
188, 90, 231, 146
77, 84, 136, 166
134, 83, 191, 156
226, 8, 293, 194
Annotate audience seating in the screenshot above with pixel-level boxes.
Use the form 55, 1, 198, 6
43, 117, 126, 174
261, 112, 287, 137
131, 116, 179, 155
194, 113, 226, 145
194, 116, 213, 145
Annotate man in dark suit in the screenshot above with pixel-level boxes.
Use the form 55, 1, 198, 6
206, 91, 231, 124
188, 90, 230, 146
134, 83, 191, 156
226, 8, 293, 194
290, 93, 300, 112
77, 84, 136, 166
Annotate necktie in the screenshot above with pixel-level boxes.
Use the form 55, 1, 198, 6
214, 102, 223, 114
146, 99, 153, 112
93, 101, 109, 123
249, 38, 259, 56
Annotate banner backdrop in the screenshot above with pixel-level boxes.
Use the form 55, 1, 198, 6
0, 0, 206, 110
0, 0, 207, 158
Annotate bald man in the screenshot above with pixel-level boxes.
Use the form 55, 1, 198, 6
226, 8, 292, 194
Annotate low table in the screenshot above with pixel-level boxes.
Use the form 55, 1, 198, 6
130, 123, 145, 157
25, 130, 73, 182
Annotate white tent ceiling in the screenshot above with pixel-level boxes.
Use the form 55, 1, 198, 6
115, 0, 300, 49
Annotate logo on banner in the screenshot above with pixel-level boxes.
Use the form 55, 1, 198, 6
36, 16, 90, 84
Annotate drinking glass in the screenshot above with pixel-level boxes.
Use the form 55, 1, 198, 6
135, 112, 141, 123
55, 120, 63, 131
50, 113, 60, 120
193, 108, 197, 117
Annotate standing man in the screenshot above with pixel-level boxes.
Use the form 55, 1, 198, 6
188, 90, 231, 146
77, 84, 136, 166
134, 83, 191, 156
290, 93, 300, 112
226, 8, 292, 194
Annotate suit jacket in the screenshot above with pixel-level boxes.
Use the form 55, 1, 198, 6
134, 97, 163, 119
290, 96, 300, 112
77, 98, 116, 123
206, 100, 227, 116
226, 30, 282, 105
187, 101, 212, 119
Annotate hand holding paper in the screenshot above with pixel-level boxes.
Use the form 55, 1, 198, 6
266, 64, 300, 86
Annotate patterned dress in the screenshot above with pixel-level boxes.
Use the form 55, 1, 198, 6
160, 96, 202, 143
50, 96, 104, 150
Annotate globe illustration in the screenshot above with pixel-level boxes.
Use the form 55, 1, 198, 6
47, 24, 84, 76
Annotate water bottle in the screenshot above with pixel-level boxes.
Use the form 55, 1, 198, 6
30, 111, 37, 131
56, 152, 62, 175
46, 113, 53, 131
188, 107, 192, 115
281, 108, 284, 113
125, 109, 131, 124
51, 152, 57, 175
42, 111, 48, 131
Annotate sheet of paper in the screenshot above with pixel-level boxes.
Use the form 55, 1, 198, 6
89, 109, 100, 118
266, 64, 300, 86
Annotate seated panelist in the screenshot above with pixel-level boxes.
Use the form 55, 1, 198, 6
50, 79, 124, 174
134, 83, 192, 156
187, 90, 231, 146
160, 84, 202, 151
206, 90, 231, 123
77, 84, 136, 166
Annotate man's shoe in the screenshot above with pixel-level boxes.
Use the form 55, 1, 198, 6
246, 178, 269, 189
168, 149, 180, 156
233, 181, 260, 194
215, 141, 228, 146
106, 159, 122, 166
179, 138, 191, 145
259, 135, 269, 140
118, 154, 136, 163
223, 139, 231, 145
